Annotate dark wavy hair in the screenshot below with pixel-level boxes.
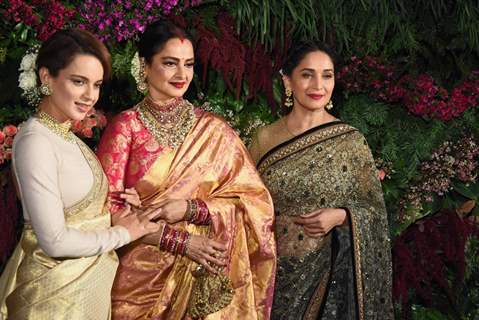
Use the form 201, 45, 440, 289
36, 28, 111, 80
138, 19, 194, 64
281, 40, 338, 76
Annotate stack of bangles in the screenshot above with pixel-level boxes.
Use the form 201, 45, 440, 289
159, 224, 190, 256
184, 199, 211, 225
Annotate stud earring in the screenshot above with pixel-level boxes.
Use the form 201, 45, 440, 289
39, 83, 52, 96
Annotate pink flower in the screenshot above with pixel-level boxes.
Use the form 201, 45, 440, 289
3, 125, 18, 137
4, 136, 14, 147
0, 131, 5, 144
81, 127, 93, 138
378, 169, 386, 181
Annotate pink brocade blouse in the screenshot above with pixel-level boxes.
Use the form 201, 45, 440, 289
96, 107, 203, 212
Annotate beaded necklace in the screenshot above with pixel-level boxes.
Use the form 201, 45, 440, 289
137, 97, 196, 149
36, 111, 76, 143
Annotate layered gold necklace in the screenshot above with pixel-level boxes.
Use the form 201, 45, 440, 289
137, 97, 196, 149
36, 111, 76, 143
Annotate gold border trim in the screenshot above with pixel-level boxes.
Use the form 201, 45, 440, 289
350, 212, 364, 320
303, 271, 330, 320
258, 124, 356, 174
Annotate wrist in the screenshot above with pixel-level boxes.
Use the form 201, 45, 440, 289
184, 199, 211, 225
158, 225, 190, 256
337, 208, 348, 226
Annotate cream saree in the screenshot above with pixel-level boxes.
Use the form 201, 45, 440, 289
0, 138, 119, 320
254, 121, 393, 319
110, 112, 276, 320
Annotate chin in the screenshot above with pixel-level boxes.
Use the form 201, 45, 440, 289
70, 111, 89, 122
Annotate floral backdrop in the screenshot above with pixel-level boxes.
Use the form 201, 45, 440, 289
0, 1, 478, 319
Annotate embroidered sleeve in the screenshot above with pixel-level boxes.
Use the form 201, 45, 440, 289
97, 112, 133, 213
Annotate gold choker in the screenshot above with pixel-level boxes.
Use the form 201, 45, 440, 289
36, 111, 76, 143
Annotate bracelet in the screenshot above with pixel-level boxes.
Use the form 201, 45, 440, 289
158, 224, 190, 256
184, 199, 197, 222
185, 199, 211, 225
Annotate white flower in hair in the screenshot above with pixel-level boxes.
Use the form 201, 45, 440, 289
18, 70, 37, 91
130, 51, 141, 85
18, 48, 41, 107
19, 52, 37, 72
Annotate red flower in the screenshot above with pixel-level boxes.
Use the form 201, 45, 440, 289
81, 127, 93, 138
0, 131, 5, 145
3, 125, 18, 137
3, 137, 14, 147
378, 169, 386, 181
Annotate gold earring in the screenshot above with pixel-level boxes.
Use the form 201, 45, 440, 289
39, 83, 52, 96
137, 59, 148, 94
325, 100, 333, 110
285, 86, 293, 108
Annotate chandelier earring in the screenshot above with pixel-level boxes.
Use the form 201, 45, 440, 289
39, 83, 52, 96
284, 86, 293, 108
137, 58, 148, 94
325, 100, 333, 110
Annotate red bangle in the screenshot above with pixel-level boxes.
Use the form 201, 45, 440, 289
159, 225, 190, 256
186, 199, 211, 225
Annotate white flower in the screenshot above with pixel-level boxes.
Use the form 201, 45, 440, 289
18, 49, 41, 107
19, 52, 37, 71
18, 70, 37, 91
130, 51, 141, 84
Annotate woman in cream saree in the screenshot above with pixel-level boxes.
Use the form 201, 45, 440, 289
0, 29, 158, 320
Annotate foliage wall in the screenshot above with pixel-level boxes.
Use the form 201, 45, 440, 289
0, 1, 478, 319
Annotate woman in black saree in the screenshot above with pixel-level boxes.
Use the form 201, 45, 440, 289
249, 41, 394, 319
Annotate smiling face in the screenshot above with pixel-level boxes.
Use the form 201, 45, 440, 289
145, 37, 194, 102
283, 50, 335, 112
39, 54, 104, 122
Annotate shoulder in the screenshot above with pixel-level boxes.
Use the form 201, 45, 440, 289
197, 110, 237, 133
255, 118, 284, 143
13, 119, 57, 166
104, 107, 142, 135
14, 118, 54, 150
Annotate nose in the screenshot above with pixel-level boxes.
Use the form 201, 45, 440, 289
82, 84, 97, 102
175, 65, 187, 79
311, 75, 322, 90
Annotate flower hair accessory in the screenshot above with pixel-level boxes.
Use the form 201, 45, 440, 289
131, 52, 147, 93
18, 47, 41, 107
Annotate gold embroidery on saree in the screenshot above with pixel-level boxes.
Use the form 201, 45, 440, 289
258, 124, 355, 174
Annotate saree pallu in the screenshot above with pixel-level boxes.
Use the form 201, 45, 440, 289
111, 112, 276, 320
0, 139, 119, 320
257, 122, 393, 320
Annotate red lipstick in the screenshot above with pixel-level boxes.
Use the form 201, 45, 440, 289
171, 82, 186, 89
307, 94, 324, 100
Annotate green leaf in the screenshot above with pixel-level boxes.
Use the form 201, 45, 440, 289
451, 181, 478, 201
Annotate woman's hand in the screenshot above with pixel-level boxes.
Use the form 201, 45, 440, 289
112, 205, 161, 242
186, 235, 227, 274
154, 199, 188, 224
110, 188, 142, 208
293, 208, 347, 238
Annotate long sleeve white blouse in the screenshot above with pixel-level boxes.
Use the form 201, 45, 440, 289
12, 118, 130, 258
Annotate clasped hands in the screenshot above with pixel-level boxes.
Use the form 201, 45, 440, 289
293, 208, 348, 238
120, 197, 227, 274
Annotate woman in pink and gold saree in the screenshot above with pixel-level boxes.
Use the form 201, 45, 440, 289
96, 19, 276, 320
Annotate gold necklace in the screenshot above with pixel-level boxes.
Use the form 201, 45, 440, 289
137, 97, 196, 149
36, 111, 76, 143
